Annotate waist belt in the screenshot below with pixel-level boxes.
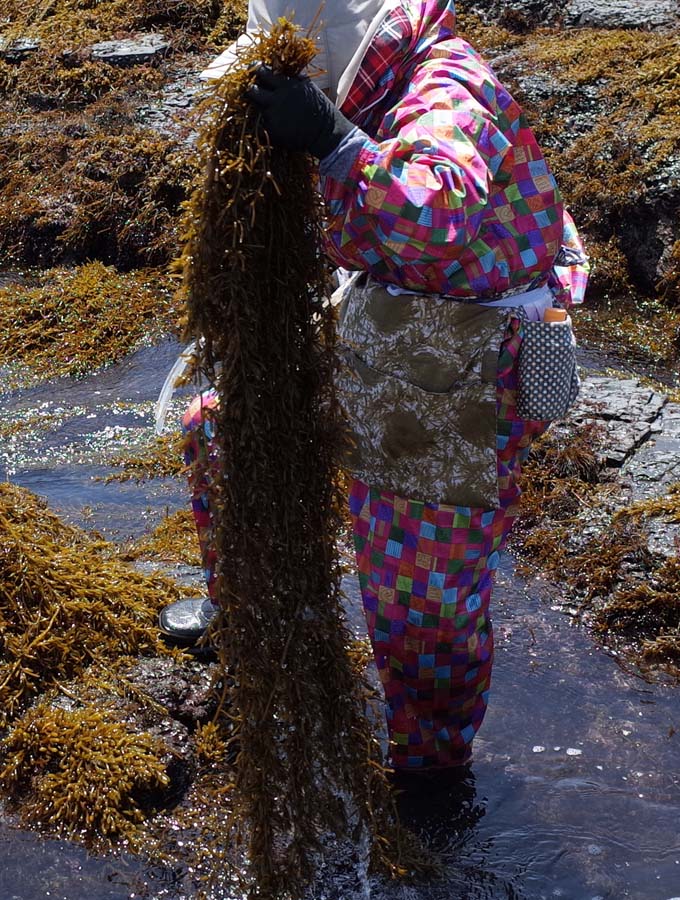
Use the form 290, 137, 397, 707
381, 280, 556, 322
474, 285, 555, 321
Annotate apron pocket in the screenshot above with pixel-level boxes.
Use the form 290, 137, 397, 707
337, 350, 500, 508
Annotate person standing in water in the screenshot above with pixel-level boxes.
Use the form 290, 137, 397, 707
159, 0, 588, 773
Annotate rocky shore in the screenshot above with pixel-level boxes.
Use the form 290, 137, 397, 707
1, 0, 679, 896
513, 364, 680, 674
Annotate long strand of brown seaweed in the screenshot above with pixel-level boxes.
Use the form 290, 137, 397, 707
179, 21, 419, 898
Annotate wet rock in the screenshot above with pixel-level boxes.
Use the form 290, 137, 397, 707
565, 0, 680, 29
566, 376, 666, 466
0, 272, 30, 290
573, 377, 667, 424
655, 402, 680, 440
565, 372, 680, 558
598, 420, 654, 467
503, 74, 603, 142
49, 658, 213, 812
622, 403, 680, 556
0, 37, 41, 63
470, 0, 680, 30
467, 0, 568, 30
123, 656, 219, 728
90, 33, 170, 67
640, 515, 680, 559
136, 73, 202, 139
623, 205, 680, 296
548, 375, 680, 468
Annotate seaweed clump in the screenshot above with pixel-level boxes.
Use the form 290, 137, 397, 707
0, 704, 169, 839
599, 485, 680, 669
0, 482, 187, 724
124, 509, 201, 566
456, 6, 520, 53
0, 125, 197, 269
0, 263, 178, 379
594, 555, 680, 640
514, 418, 645, 581
208, 0, 249, 48
179, 20, 412, 898
0, 4, 251, 272
105, 433, 187, 483
0, 0, 246, 106
514, 421, 680, 676
614, 483, 680, 527
515, 421, 608, 525
0, 0, 229, 55
513, 28, 680, 304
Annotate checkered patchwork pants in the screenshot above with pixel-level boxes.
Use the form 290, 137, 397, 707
182, 319, 546, 770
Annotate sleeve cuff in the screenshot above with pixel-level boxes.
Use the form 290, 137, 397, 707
319, 126, 370, 183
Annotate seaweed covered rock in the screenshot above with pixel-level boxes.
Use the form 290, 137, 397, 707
0, 705, 172, 840
0, 264, 179, 379
0, 1, 247, 269
0, 482, 192, 724
0, 482, 225, 846
460, 7, 680, 306
0, 121, 197, 268
0, 0, 236, 54
514, 372, 680, 678
0, 652, 221, 837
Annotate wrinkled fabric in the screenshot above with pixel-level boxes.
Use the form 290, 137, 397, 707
335, 274, 509, 506
200, 0, 385, 101
321, 0, 589, 305
182, 393, 219, 603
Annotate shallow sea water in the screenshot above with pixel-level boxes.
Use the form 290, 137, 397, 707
1, 340, 679, 900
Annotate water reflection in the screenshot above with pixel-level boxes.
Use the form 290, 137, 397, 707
342, 566, 680, 900
393, 766, 484, 854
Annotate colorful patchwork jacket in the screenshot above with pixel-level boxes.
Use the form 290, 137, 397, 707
320, 0, 588, 306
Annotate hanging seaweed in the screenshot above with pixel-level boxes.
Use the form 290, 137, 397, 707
179, 19, 411, 898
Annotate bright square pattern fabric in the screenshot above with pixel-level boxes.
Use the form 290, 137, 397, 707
348, 320, 547, 768
322, 0, 589, 306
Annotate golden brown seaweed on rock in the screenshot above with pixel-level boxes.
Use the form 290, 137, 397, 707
0, 265, 178, 380
0, 704, 169, 840
0, 482, 186, 724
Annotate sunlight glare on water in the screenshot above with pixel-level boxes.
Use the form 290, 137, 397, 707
1, 342, 679, 899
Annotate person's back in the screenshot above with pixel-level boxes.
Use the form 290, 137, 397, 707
161, 0, 588, 774
321, 0, 587, 304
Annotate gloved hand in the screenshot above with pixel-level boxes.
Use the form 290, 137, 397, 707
245, 66, 354, 160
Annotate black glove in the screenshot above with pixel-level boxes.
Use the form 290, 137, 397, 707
245, 66, 354, 160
